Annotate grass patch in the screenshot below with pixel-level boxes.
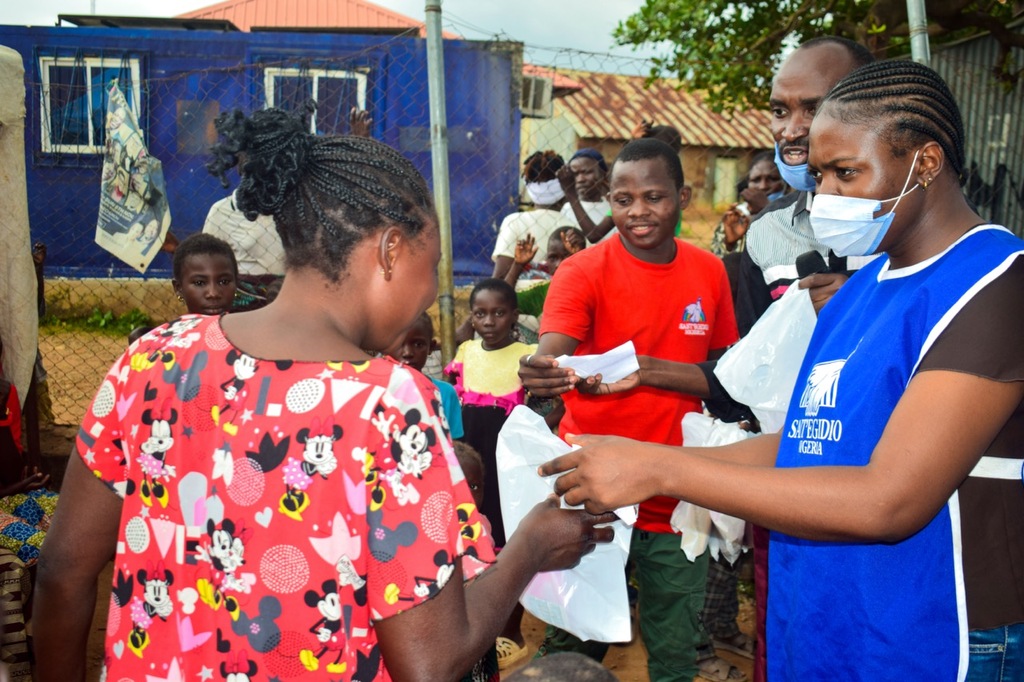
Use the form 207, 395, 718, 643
41, 308, 154, 337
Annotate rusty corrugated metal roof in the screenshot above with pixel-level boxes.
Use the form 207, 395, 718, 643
554, 70, 773, 150
178, 0, 459, 37
523, 64, 583, 92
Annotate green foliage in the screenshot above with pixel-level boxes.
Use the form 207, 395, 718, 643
41, 308, 154, 337
614, 0, 1023, 112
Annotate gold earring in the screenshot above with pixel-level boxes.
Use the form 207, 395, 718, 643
176, 293, 184, 302
380, 268, 386, 276
922, 178, 931, 189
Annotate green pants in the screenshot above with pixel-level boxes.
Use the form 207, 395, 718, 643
537, 529, 709, 682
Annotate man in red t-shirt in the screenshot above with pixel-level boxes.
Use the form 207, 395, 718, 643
521, 138, 738, 681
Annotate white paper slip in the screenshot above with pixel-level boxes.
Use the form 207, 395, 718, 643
555, 340, 640, 384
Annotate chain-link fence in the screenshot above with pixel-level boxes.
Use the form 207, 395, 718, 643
2, 20, 1021, 434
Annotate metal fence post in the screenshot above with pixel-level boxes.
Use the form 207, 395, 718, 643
424, 0, 457, 366
906, 0, 931, 65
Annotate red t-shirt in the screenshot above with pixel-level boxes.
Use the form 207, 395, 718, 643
540, 237, 738, 532
77, 315, 494, 681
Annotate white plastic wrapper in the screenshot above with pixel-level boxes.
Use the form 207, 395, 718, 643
672, 413, 755, 564
496, 406, 633, 643
713, 284, 817, 434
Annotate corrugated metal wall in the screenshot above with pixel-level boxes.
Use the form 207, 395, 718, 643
932, 21, 1024, 236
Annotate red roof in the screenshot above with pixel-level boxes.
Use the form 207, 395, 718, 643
523, 64, 583, 92
178, 0, 460, 37
555, 69, 773, 150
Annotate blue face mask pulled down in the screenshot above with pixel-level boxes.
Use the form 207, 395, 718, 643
774, 144, 817, 193
767, 190, 785, 202
809, 150, 921, 258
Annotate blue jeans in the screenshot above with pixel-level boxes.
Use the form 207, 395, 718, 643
967, 623, 1024, 681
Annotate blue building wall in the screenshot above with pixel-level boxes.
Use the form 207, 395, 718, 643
0, 25, 521, 279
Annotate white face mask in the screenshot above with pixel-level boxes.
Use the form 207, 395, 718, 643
525, 178, 565, 206
809, 150, 921, 257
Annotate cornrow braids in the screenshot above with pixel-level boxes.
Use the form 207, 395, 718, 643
207, 108, 435, 282
819, 60, 966, 184
523, 151, 564, 183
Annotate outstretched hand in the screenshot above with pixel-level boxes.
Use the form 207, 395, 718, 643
574, 371, 640, 396
0, 466, 51, 498
538, 434, 657, 513
514, 235, 538, 267
515, 494, 618, 572
631, 118, 653, 140
519, 353, 578, 397
349, 108, 373, 138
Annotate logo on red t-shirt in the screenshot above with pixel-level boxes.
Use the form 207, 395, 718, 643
679, 297, 709, 335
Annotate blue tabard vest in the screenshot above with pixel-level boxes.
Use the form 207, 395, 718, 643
769, 226, 1024, 681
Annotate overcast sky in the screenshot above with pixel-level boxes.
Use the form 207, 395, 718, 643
2, 0, 662, 71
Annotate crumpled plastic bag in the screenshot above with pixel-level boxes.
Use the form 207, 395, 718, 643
496, 406, 633, 643
671, 412, 755, 564
713, 284, 817, 434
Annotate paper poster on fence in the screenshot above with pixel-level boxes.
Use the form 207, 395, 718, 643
94, 80, 172, 274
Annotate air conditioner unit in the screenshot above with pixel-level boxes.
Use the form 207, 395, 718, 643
521, 76, 553, 118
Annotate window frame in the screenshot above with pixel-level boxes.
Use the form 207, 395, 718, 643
38, 55, 143, 155
263, 66, 368, 135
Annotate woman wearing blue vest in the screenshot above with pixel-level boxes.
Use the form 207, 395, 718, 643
539, 60, 1024, 681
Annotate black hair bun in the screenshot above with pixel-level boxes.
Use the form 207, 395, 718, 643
208, 107, 314, 220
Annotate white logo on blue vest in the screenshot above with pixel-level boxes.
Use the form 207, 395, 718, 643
799, 359, 845, 416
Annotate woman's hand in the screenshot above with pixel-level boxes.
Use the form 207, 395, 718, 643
538, 434, 659, 513
798, 272, 849, 314
514, 494, 618, 572
519, 353, 578, 397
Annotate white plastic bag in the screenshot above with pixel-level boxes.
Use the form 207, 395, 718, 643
671, 413, 754, 564
496, 406, 633, 643
713, 284, 817, 434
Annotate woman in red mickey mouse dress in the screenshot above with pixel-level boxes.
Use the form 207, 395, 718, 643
34, 107, 616, 682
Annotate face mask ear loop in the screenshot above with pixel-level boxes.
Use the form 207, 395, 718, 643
885, 149, 922, 217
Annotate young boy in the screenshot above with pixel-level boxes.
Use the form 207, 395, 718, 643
521, 139, 739, 681
388, 312, 464, 440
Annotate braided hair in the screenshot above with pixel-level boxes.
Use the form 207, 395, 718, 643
207, 108, 434, 281
819, 60, 966, 184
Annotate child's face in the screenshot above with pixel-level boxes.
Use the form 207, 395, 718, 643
458, 456, 485, 511
470, 289, 516, 351
385, 320, 434, 371
545, 234, 571, 275
609, 157, 689, 264
173, 253, 237, 316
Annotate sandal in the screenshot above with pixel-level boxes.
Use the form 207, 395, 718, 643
495, 636, 529, 671
697, 655, 747, 682
712, 632, 755, 660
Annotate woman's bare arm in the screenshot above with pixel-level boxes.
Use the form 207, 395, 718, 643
35, 453, 122, 682
544, 370, 1023, 543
